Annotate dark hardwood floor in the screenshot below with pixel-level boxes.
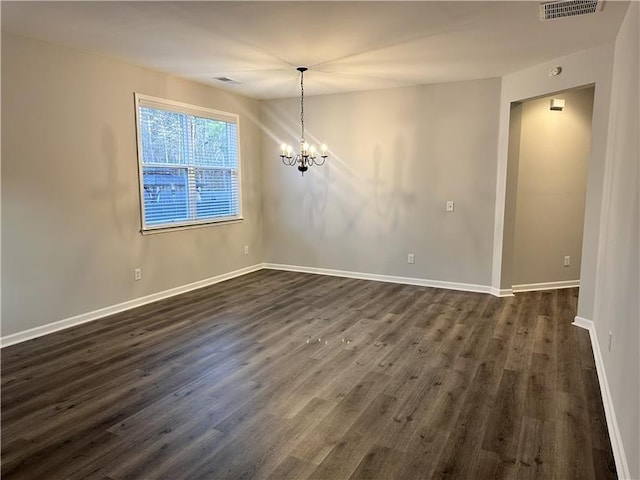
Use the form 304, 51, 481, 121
1, 270, 616, 479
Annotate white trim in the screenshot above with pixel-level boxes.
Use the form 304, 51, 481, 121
572, 316, 631, 479
0, 263, 509, 348
0, 264, 263, 348
0, 264, 577, 348
512, 279, 580, 293
135, 93, 239, 123
263, 263, 494, 295
571, 316, 592, 330
133, 92, 243, 233
140, 217, 244, 235
490, 287, 515, 297
491, 76, 509, 293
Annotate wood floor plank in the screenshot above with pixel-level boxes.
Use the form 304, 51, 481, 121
264, 455, 317, 480
392, 430, 449, 480
412, 358, 476, 438
307, 393, 398, 479
531, 314, 557, 358
524, 352, 557, 422
581, 367, 611, 452
482, 368, 526, 460
511, 417, 556, 480
290, 370, 391, 465
431, 360, 500, 479
347, 444, 404, 480
0, 274, 616, 480
555, 391, 597, 480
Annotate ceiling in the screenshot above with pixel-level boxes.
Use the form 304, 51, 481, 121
1, 1, 629, 99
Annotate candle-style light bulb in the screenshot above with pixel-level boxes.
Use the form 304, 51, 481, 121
303, 142, 310, 154
321, 144, 328, 156
309, 145, 316, 157
280, 142, 287, 155
286, 145, 293, 156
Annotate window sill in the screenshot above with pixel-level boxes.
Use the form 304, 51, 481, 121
140, 217, 244, 235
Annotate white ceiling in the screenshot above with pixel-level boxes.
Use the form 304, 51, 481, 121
1, 1, 628, 99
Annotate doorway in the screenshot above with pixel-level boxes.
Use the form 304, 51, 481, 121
502, 85, 595, 292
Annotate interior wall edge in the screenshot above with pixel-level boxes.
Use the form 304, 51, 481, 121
572, 316, 631, 479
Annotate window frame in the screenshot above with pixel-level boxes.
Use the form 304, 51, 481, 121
134, 93, 243, 234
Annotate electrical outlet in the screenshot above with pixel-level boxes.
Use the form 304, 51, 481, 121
244, 245, 249, 255
608, 331, 613, 352
134, 268, 142, 281
564, 256, 570, 267
446, 201, 455, 212
407, 253, 415, 264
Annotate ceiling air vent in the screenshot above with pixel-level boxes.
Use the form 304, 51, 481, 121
213, 76, 240, 84
540, 0, 603, 20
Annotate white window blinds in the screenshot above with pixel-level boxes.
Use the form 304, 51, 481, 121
135, 93, 242, 231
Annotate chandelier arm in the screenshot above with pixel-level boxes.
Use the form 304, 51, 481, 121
311, 156, 326, 167
282, 155, 295, 166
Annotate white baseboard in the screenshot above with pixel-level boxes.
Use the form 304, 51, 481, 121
0, 264, 263, 348
490, 287, 515, 297
0, 263, 508, 347
263, 263, 494, 295
4, 265, 628, 478
1, 263, 571, 348
572, 315, 593, 330
572, 316, 631, 479
512, 279, 580, 293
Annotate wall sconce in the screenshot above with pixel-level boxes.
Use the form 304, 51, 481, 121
550, 98, 565, 111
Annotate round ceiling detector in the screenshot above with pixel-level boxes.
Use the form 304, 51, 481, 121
547, 66, 563, 77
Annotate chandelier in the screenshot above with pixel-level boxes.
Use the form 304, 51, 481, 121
279, 67, 327, 175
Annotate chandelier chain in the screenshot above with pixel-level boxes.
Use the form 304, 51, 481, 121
300, 69, 305, 142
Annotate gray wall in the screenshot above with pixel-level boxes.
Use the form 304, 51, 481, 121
593, 3, 639, 477
512, 88, 593, 286
1, 33, 263, 337
261, 79, 502, 287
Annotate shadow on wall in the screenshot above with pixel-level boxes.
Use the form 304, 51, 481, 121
302, 162, 330, 233
92, 126, 131, 240
262, 101, 368, 240
372, 137, 416, 233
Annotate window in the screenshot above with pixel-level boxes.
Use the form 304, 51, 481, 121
134, 93, 242, 232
